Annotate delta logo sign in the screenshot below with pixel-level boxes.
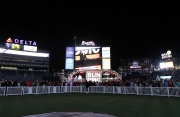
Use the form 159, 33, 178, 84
6, 38, 37, 46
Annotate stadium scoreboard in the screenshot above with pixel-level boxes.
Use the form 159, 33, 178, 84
65, 41, 111, 70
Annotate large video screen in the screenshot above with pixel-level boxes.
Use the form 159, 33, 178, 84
160, 62, 174, 68
75, 47, 101, 70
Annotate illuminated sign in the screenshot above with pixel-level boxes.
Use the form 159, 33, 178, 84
81, 41, 95, 46
11, 44, 20, 50
65, 58, 74, 69
102, 58, 111, 69
14, 39, 37, 46
66, 47, 74, 58
86, 70, 101, 82
130, 61, 141, 68
6, 38, 12, 43
75, 47, 100, 56
23, 45, 37, 52
102, 47, 110, 58
2, 49, 49, 57
5, 43, 12, 49
75, 54, 100, 60
75, 65, 101, 70
161, 50, 172, 59
160, 62, 174, 68
160, 76, 171, 79
5, 43, 21, 50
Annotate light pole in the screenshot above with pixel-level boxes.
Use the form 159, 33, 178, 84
74, 36, 76, 46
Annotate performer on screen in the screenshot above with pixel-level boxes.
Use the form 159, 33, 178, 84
80, 52, 87, 67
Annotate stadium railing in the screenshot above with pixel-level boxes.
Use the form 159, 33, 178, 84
1, 86, 180, 97
0, 87, 6, 96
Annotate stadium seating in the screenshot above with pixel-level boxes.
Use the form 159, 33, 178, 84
33, 70, 47, 80
0, 69, 48, 81
17, 70, 33, 76
3, 76, 19, 81
0, 69, 17, 76
17, 70, 34, 81
0, 69, 19, 80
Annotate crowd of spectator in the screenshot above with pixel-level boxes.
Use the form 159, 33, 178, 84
0, 79, 61, 87
1, 78, 180, 88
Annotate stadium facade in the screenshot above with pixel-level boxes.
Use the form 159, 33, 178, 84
118, 50, 180, 81
0, 38, 49, 81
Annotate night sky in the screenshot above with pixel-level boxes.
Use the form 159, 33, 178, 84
0, 1, 179, 70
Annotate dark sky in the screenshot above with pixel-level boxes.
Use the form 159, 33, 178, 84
0, 1, 180, 70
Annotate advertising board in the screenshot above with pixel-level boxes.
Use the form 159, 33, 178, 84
160, 62, 174, 68
65, 58, 74, 69
23, 45, 37, 52
102, 58, 111, 69
86, 70, 102, 82
102, 47, 110, 58
66, 47, 74, 58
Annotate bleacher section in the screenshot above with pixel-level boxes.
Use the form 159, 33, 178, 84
0, 69, 19, 80
0, 70, 2, 80
17, 70, 33, 81
33, 70, 47, 80
0, 69, 48, 81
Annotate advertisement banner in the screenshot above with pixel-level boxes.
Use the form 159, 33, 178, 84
75, 65, 101, 70
160, 62, 174, 68
102, 58, 111, 69
86, 70, 102, 82
11, 43, 20, 50
66, 47, 74, 58
102, 47, 110, 58
23, 45, 37, 52
75, 46, 101, 70
5, 42, 12, 49
65, 58, 74, 69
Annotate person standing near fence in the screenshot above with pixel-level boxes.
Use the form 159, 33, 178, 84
85, 80, 89, 93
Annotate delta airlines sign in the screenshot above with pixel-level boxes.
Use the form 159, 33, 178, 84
6, 38, 37, 46
14, 39, 37, 46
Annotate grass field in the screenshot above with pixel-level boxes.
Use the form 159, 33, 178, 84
0, 93, 180, 117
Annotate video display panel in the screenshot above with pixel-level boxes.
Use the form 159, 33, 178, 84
66, 47, 74, 58
65, 58, 74, 69
102, 47, 110, 58
102, 58, 111, 69
75, 47, 101, 70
